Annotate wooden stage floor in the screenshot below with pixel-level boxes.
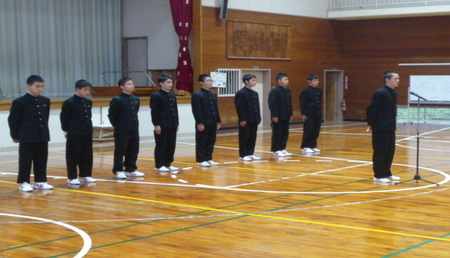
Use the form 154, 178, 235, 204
1, 122, 450, 257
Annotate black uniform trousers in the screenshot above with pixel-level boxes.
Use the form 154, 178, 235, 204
66, 135, 93, 179
18, 142, 48, 183
154, 127, 177, 168
195, 125, 217, 162
271, 120, 289, 152
239, 123, 258, 157
372, 130, 395, 178
301, 116, 322, 148
113, 131, 139, 173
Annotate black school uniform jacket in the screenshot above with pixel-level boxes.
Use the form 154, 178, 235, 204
8, 93, 50, 143
108, 92, 140, 133
268, 85, 293, 121
234, 86, 261, 124
300, 85, 323, 118
191, 88, 221, 126
366, 85, 398, 132
150, 89, 179, 129
60, 94, 93, 136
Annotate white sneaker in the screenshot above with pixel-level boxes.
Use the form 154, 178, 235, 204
19, 182, 33, 192
249, 155, 261, 160
68, 178, 81, 185
156, 166, 170, 172
273, 151, 286, 157
282, 150, 293, 156
240, 156, 252, 161
79, 177, 97, 183
313, 148, 321, 152
303, 148, 314, 153
168, 166, 179, 171
125, 171, 145, 177
115, 171, 127, 179
208, 160, 219, 165
198, 161, 210, 167
33, 182, 53, 190
388, 175, 400, 181
373, 177, 390, 183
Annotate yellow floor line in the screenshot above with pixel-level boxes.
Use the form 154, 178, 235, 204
1, 180, 449, 242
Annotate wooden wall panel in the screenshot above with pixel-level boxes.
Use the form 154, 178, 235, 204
196, 7, 343, 127
195, 7, 450, 123
331, 16, 450, 120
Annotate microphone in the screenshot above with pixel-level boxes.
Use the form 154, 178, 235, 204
410, 91, 428, 101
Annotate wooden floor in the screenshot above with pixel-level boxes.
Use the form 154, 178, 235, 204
1, 122, 450, 257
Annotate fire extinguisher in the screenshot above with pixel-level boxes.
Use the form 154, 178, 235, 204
341, 99, 347, 112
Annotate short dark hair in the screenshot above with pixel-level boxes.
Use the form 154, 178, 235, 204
118, 77, 132, 87
276, 72, 288, 81
158, 74, 173, 84
198, 74, 211, 82
307, 74, 319, 81
242, 74, 256, 84
75, 79, 92, 89
27, 75, 44, 85
383, 71, 397, 83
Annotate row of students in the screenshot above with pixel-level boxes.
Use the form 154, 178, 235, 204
8, 73, 323, 191
191, 72, 324, 165
8, 76, 99, 191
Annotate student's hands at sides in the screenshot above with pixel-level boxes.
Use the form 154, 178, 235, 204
13, 139, 19, 143
217, 123, 221, 130
301, 115, 307, 121
197, 123, 205, 132
154, 125, 162, 135
272, 117, 278, 123
240, 121, 247, 127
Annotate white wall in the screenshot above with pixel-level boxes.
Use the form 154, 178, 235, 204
0, 103, 195, 149
122, 0, 179, 70
202, 0, 330, 19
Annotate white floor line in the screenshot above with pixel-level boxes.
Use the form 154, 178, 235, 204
0, 213, 92, 258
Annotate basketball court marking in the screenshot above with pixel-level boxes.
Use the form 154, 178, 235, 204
0, 213, 92, 258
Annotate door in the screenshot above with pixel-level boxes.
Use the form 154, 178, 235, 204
122, 37, 148, 86
323, 70, 344, 122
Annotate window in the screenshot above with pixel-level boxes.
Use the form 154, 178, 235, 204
217, 69, 242, 97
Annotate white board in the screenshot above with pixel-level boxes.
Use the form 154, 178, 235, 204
409, 75, 450, 103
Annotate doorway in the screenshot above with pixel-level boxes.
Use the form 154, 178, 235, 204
122, 37, 149, 86
323, 70, 344, 122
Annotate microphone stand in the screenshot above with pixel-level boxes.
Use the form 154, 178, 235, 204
395, 95, 438, 185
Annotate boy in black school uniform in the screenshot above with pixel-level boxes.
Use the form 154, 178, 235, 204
268, 72, 293, 157
235, 74, 261, 161
150, 74, 179, 173
8, 75, 53, 192
191, 74, 221, 167
60, 80, 97, 185
108, 77, 144, 179
300, 74, 323, 154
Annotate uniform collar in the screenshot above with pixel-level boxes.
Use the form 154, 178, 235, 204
27, 92, 39, 97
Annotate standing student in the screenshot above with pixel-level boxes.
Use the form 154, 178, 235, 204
60, 79, 97, 185
268, 72, 293, 157
300, 74, 323, 153
8, 75, 53, 191
150, 74, 179, 173
191, 74, 221, 167
366, 71, 401, 183
235, 74, 261, 161
108, 77, 144, 179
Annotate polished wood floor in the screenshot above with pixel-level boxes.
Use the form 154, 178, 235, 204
1, 122, 450, 257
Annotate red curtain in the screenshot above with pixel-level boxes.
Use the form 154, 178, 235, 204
169, 0, 193, 93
